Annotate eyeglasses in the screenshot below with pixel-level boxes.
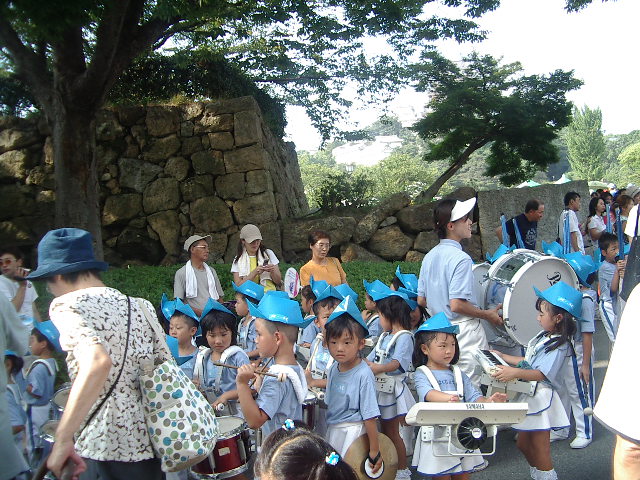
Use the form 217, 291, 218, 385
315, 242, 331, 249
0, 258, 14, 265
192, 245, 209, 250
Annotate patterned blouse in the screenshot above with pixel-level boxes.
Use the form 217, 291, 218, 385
50, 287, 165, 461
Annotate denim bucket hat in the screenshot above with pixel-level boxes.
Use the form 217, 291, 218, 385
27, 228, 108, 280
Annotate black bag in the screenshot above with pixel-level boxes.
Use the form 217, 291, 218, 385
621, 206, 640, 301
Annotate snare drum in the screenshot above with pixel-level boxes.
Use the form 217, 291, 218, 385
191, 416, 250, 479
51, 383, 72, 417
302, 391, 318, 430
482, 249, 579, 347
40, 420, 59, 444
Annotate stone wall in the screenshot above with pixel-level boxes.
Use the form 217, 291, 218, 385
0, 97, 308, 264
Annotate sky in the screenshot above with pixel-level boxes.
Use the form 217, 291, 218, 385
285, 0, 640, 151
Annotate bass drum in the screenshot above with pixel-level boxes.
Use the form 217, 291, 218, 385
471, 262, 490, 309
483, 249, 579, 347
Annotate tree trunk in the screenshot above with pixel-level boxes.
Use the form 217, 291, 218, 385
416, 139, 490, 202
50, 102, 104, 260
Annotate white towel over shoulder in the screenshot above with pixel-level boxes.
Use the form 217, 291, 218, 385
185, 260, 219, 300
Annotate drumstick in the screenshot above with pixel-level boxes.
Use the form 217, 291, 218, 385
249, 357, 273, 388
210, 360, 287, 382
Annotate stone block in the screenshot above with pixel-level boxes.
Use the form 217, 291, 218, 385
0, 128, 41, 154
379, 216, 397, 228
102, 194, 142, 226
203, 97, 259, 115
195, 113, 234, 134
116, 227, 164, 264
143, 177, 180, 214
181, 103, 204, 121
257, 221, 283, 260
181, 136, 203, 156
0, 150, 30, 180
396, 202, 436, 234
96, 110, 124, 141
352, 192, 411, 244
0, 218, 34, 245
142, 134, 181, 163
26, 165, 55, 189
164, 156, 190, 181
208, 233, 228, 262
192, 150, 225, 175
246, 170, 273, 194
118, 158, 163, 192
180, 175, 214, 203
413, 231, 440, 253
180, 121, 194, 137
461, 234, 483, 262
214, 172, 246, 200
189, 196, 234, 232
224, 231, 241, 264
367, 226, 413, 260
234, 110, 262, 147
224, 145, 266, 173
0, 185, 36, 221
232, 192, 278, 225
208, 132, 234, 151
281, 216, 357, 252
146, 106, 179, 137
340, 243, 385, 262
148, 210, 181, 255
405, 250, 426, 263
118, 106, 146, 126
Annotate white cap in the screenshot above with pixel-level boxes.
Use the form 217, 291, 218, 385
184, 234, 211, 252
450, 198, 477, 222
240, 224, 262, 243
625, 184, 640, 200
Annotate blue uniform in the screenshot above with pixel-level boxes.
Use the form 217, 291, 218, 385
598, 261, 618, 341
367, 332, 413, 374
300, 320, 320, 345
325, 361, 380, 424
6, 384, 27, 454
178, 348, 197, 380
200, 349, 250, 396
25, 358, 56, 407
415, 368, 482, 403
366, 313, 382, 339
256, 364, 305, 438
309, 337, 334, 377
238, 316, 257, 353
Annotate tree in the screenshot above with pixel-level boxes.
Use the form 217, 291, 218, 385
563, 105, 606, 181
0, 1, 505, 254
618, 142, 640, 185
411, 51, 582, 201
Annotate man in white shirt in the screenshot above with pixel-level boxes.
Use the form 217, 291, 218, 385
0, 248, 41, 325
558, 191, 585, 254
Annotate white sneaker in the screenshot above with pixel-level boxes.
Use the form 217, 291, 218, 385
570, 436, 592, 449
395, 468, 412, 480
550, 430, 568, 442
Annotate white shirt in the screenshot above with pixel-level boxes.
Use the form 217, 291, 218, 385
558, 209, 585, 254
0, 275, 38, 319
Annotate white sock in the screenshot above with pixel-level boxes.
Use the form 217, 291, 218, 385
536, 468, 558, 480
530, 466, 538, 478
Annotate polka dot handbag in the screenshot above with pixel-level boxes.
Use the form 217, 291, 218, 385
138, 299, 220, 472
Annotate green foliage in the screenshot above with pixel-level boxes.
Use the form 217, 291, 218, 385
366, 152, 439, 199
313, 170, 373, 211
411, 51, 582, 195
564, 105, 606, 181
617, 142, 640, 185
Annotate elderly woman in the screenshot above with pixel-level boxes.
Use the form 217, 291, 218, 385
231, 224, 282, 291
299, 230, 347, 286
27, 228, 165, 479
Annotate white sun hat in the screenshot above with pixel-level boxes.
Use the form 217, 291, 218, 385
450, 197, 477, 222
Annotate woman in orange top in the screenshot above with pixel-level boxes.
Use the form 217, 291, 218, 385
300, 230, 347, 286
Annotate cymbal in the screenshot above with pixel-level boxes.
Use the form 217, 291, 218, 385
344, 433, 398, 480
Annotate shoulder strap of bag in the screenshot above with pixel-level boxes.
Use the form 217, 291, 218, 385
137, 298, 172, 360
82, 296, 132, 432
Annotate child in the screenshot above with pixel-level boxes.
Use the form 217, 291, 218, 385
411, 313, 507, 479
254, 419, 358, 480
193, 299, 250, 416
362, 279, 387, 339
161, 293, 200, 379
233, 280, 264, 361
298, 277, 328, 348
5, 350, 28, 462
365, 287, 416, 480
236, 294, 311, 440
491, 281, 579, 480
554, 253, 598, 448
24, 321, 60, 456
597, 232, 626, 342
334, 283, 358, 303
324, 296, 382, 475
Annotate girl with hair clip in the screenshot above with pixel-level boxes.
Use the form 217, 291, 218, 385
411, 313, 507, 479
255, 419, 358, 480
193, 299, 250, 417
490, 281, 579, 480
365, 288, 416, 480
324, 296, 382, 475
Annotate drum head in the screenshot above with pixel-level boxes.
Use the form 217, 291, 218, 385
472, 263, 490, 310
344, 433, 398, 480
41, 420, 59, 443
217, 416, 247, 439
499, 254, 579, 345
52, 385, 72, 410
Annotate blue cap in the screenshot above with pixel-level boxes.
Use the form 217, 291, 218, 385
363, 279, 388, 299
542, 241, 563, 258
165, 335, 195, 366
309, 276, 330, 299
395, 266, 418, 293
248, 294, 312, 328
326, 296, 369, 337
415, 312, 459, 335
232, 281, 264, 303
200, 298, 235, 320
366, 283, 415, 310
335, 283, 359, 303
486, 244, 514, 264
264, 290, 289, 299
534, 281, 582, 320
34, 321, 62, 352
5, 350, 18, 358
161, 293, 199, 322
397, 287, 418, 310
562, 252, 598, 287
314, 285, 344, 305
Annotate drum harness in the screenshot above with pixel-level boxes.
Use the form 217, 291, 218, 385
373, 330, 413, 393
416, 365, 464, 443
